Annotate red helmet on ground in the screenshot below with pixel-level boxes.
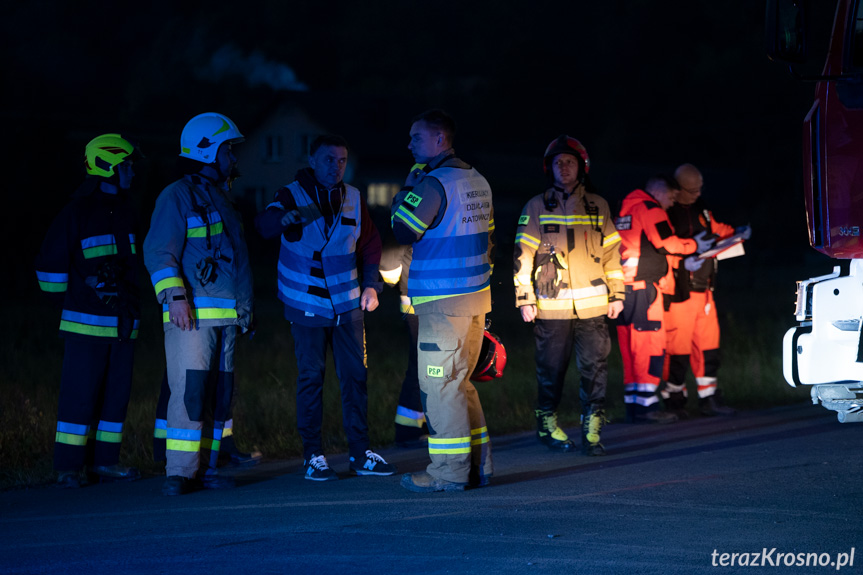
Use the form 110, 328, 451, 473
543, 135, 590, 175
471, 330, 507, 382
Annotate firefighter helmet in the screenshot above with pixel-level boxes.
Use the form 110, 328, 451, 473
84, 134, 136, 178
179, 112, 245, 164
543, 135, 590, 175
471, 329, 507, 382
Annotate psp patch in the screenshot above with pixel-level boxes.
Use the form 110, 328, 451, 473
518, 214, 530, 226
405, 192, 422, 208
615, 215, 632, 231
427, 365, 444, 378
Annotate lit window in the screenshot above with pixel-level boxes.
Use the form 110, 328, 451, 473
367, 183, 400, 207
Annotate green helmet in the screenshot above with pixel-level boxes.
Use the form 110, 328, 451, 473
84, 134, 135, 177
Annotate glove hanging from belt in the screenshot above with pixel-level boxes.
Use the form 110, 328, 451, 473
534, 249, 566, 298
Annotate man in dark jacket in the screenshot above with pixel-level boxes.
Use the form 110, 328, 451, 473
256, 134, 395, 482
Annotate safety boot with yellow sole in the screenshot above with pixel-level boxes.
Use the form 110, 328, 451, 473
535, 409, 575, 452
581, 406, 607, 456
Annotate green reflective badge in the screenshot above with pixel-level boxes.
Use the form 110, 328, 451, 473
405, 193, 422, 208
427, 365, 444, 378
518, 215, 530, 226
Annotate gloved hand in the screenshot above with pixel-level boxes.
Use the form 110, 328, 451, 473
735, 225, 752, 240
683, 255, 705, 272
533, 252, 563, 298
693, 230, 716, 254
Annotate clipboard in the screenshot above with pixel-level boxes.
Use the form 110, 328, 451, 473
697, 231, 748, 259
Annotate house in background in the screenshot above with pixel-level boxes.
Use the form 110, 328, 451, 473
233, 95, 411, 220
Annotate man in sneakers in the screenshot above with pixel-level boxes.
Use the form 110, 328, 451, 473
255, 134, 395, 481
513, 136, 624, 456
615, 175, 714, 423
391, 109, 494, 492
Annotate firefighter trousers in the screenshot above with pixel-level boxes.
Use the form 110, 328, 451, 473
164, 324, 235, 479
291, 319, 370, 461
664, 289, 721, 398
616, 283, 665, 408
417, 313, 493, 484
534, 316, 610, 413
153, 367, 237, 462
394, 313, 427, 443
54, 338, 134, 472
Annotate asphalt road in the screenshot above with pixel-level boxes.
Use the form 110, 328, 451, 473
1, 402, 860, 575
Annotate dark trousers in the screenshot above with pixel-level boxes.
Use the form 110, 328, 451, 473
534, 316, 610, 413
291, 319, 369, 460
54, 338, 134, 471
394, 313, 426, 442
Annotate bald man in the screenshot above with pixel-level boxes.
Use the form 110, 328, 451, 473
663, 164, 749, 416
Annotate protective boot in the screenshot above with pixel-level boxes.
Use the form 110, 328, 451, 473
700, 392, 736, 416
581, 406, 607, 456
535, 409, 575, 452
665, 391, 689, 419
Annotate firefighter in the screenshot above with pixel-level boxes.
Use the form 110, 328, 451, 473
36, 133, 142, 488
151, 168, 261, 468
255, 134, 396, 481
663, 163, 750, 416
615, 175, 714, 423
380, 238, 430, 448
393, 109, 494, 492
143, 112, 254, 495
514, 136, 624, 456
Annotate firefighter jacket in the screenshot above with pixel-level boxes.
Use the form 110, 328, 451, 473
513, 185, 624, 320
666, 198, 735, 293
143, 174, 254, 331
391, 152, 494, 317
616, 189, 698, 290
36, 180, 141, 341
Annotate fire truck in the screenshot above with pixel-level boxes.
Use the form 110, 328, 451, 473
768, 0, 863, 421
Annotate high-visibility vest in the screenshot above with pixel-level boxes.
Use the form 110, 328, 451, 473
408, 167, 492, 303
277, 181, 362, 318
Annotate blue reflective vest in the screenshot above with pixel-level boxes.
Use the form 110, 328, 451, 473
408, 167, 492, 300
277, 182, 362, 318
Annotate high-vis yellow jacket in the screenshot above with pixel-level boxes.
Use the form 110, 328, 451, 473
514, 185, 624, 320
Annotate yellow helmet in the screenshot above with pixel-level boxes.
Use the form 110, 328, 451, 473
84, 134, 135, 177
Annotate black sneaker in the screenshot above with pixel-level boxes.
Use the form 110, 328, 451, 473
349, 450, 397, 476
303, 454, 339, 481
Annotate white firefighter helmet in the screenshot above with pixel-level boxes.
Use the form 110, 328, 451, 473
179, 112, 244, 164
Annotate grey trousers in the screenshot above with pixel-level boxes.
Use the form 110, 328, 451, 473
164, 324, 236, 478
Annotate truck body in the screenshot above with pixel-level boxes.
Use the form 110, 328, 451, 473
768, 0, 863, 421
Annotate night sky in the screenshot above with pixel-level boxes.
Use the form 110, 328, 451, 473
3, 1, 823, 301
